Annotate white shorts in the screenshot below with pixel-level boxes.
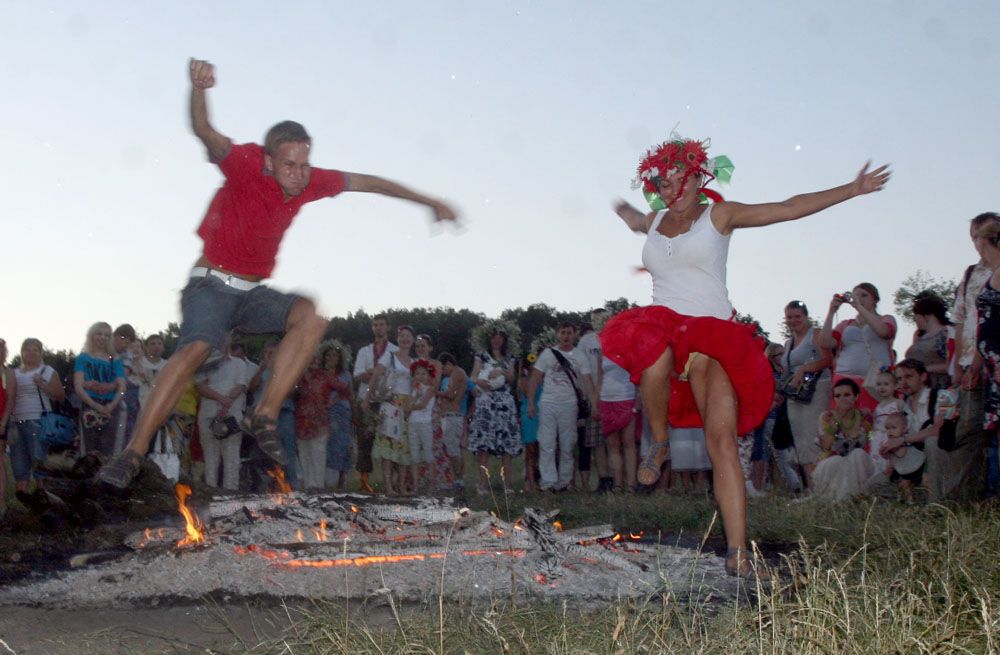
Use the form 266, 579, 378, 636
407, 420, 434, 464
441, 413, 464, 458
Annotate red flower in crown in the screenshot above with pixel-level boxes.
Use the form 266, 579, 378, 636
681, 140, 708, 169
410, 358, 437, 378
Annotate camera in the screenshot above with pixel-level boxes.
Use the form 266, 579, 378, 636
834, 291, 853, 303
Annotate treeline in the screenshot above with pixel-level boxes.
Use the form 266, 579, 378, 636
19, 298, 640, 380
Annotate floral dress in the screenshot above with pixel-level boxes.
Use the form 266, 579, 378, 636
468, 353, 523, 456
372, 355, 412, 465
326, 371, 354, 472
976, 279, 1000, 430
811, 407, 874, 501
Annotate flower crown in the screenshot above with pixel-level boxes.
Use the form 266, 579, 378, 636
470, 318, 522, 359
630, 133, 734, 211
409, 358, 437, 378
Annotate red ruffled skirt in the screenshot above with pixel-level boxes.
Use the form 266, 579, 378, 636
600, 305, 773, 435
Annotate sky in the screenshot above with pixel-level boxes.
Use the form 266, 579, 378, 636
3, 1, 998, 354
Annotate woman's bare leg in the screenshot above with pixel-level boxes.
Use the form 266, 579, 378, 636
381, 459, 395, 495
637, 348, 673, 485
686, 354, 753, 574
606, 432, 623, 488
622, 420, 638, 489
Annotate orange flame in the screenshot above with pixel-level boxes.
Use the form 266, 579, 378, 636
552, 520, 563, 532
491, 526, 506, 537
612, 533, 623, 542
629, 531, 644, 540
295, 529, 304, 542
266, 467, 292, 501
174, 484, 205, 547
312, 518, 328, 542
350, 505, 359, 513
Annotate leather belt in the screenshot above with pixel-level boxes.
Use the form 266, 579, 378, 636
190, 266, 261, 291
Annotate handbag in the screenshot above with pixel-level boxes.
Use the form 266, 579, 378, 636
550, 349, 591, 420
149, 419, 181, 481
780, 370, 821, 403
929, 387, 960, 452
36, 368, 75, 448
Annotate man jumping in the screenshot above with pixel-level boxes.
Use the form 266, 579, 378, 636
99, 58, 458, 489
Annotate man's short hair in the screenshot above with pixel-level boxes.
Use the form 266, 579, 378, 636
895, 358, 927, 375
264, 121, 311, 155
440, 352, 456, 366
113, 324, 136, 341
372, 314, 389, 325
557, 320, 577, 331
144, 334, 163, 345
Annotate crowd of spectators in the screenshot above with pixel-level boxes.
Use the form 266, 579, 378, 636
1, 214, 999, 507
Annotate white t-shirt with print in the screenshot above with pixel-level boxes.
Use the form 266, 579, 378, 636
536, 347, 590, 405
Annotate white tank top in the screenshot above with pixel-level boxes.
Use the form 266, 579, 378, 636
641, 204, 733, 319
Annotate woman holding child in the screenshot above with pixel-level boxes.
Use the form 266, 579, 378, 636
810, 379, 874, 501
370, 326, 416, 495
603, 132, 889, 576
468, 322, 522, 494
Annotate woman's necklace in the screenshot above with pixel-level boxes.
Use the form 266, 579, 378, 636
833, 409, 861, 436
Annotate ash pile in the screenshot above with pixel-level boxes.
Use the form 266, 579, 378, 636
0, 492, 741, 609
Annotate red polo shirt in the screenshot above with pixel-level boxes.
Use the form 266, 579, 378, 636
196, 142, 348, 278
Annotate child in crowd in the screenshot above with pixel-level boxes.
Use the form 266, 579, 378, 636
882, 412, 926, 501
869, 370, 904, 475
407, 360, 436, 494
518, 354, 541, 492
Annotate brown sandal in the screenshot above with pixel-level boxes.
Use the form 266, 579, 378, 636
637, 440, 670, 486
97, 449, 144, 490
242, 411, 287, 466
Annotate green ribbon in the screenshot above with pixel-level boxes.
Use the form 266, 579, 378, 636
644, 189, 666, 211
712, 155, 734, 185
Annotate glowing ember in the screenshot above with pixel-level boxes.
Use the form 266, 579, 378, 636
552, 520, 563, 532
491, 526, 506, 537
174, 484, 205, 547
295, 529, 304, 542
136, 527, 168, 549
234, 543, 524, 568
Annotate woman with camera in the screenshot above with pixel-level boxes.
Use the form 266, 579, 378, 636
781, 301, 833, 486
818, 283, 897, 411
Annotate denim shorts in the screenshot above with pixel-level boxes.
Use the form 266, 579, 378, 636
178, 274, 301, 351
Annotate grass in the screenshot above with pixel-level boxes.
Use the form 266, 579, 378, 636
228, 490, 1000, 654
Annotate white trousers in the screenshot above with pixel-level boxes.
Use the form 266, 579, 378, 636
297, 432, 329, 489
198, 414, 243, 490
537, 401, 578, 489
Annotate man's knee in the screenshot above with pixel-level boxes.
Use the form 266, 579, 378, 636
287, 298, 328, 336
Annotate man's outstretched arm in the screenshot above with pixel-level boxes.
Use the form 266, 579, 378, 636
346, 173, 458, 223
189, 58, 231, 161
